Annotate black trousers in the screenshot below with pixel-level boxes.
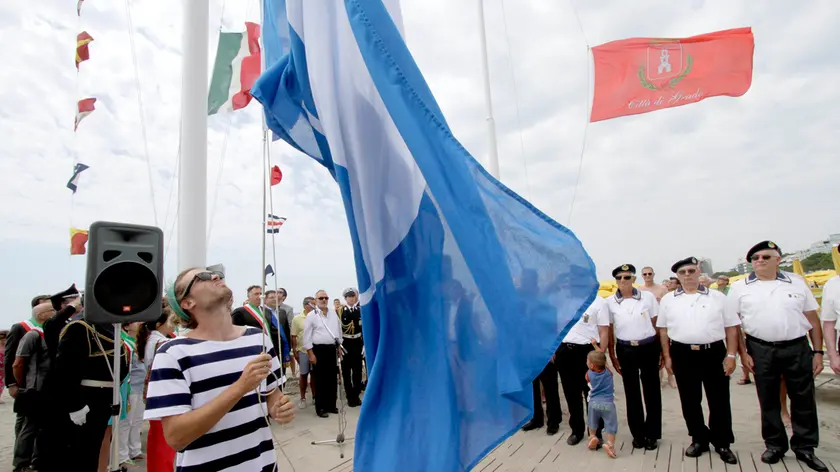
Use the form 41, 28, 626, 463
557, 342, 601, 437
616, 341, 662, 441
670, 341, 734, 448
65, 387, 113, 472
312, 344, 339, 414
746, 336, 818, 453
530, 360, 562, 427
342, 338, 364, 403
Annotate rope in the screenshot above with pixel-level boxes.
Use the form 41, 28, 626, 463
122, 0, 159, 226
497, 0, 533, 199
565, 0, 591, 227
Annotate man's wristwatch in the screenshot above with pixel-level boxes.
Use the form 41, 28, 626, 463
726, 354, 737, 359
813, 350, 825, 355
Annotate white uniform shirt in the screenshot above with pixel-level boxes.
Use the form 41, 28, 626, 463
303, 309, 343, 349
562, 296, 610, 345
820, 276, 840, 326
657, 286, 740, 344
606, 289, 659, 341
725, 272, 819, 342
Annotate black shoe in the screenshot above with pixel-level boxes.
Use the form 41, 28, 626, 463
715, 447, 737, 464
329, 408, 339, 414
632, 438, 646, 449
521, 420, 543, 431
761, 449, 785, 464
546, 424, 559, 436
645, 438, 658, 450
317, 411, 329, 418
347, 398, 361, 407
794, 451, 828, 472
685, 442, 709, 458
566, 434, 583, 446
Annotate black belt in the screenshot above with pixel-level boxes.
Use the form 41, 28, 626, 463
746, 335, 806, 348
561, 342, 597, 349
671, 340, 724, 351
616, 335, 657, 347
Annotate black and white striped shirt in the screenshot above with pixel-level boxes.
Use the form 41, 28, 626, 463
144, 327, 283, 472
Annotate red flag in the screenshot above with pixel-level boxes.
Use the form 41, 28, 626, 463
70, 227, 89, 255
270, 165, 283, 186
590, 27, 754, 122
75, 98, 96, 131
76, 31, 94, 70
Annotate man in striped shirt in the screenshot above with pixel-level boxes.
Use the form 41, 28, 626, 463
144, 267, 296, 472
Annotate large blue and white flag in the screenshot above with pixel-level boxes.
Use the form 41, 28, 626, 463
253, 1, 599, 471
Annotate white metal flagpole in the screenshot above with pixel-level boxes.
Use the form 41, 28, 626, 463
177, 0, 209, 270
477, 0, 501, 180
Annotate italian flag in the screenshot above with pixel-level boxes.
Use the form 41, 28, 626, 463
208, 22, 261, 115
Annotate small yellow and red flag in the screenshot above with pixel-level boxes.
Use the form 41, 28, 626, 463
70, 227, 89, 255
76, 31, 93, 70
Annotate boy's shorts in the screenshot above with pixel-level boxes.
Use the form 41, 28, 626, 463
298, 351, 311, 375
588, 401, 618, 434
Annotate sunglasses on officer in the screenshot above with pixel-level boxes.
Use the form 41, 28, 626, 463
750, 254, 775, 262
615, 275, 633, 281
183, 270, 225, 299
677, 268, 697, 276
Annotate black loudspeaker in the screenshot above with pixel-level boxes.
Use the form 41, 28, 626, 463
84, 221, 164, 324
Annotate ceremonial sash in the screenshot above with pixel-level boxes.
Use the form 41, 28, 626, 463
243, 303, 267, 333
21, 319, 44, 337
121, 332, 136, 359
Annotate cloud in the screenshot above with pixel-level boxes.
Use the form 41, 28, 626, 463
1, 0, 839, 328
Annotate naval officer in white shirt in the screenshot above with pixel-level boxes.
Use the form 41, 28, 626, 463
726, 240, 826, 472
556, 295, 610, 446
605, 264, 661, 451
658, 257, 739, 465
304, 290, 344, 418
820, 253, 840, 375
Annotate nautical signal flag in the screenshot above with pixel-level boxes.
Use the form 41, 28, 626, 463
590, 27, 754, 122
264, 264, 275, 277
70, 227, 89, 255
66, 163, 89, 193
76, 31, 94, 70
270, 165, 282, 186
208, 22, 262, 115
75, 98, 96, 131
266, 214, 286, 233
77, 0, 84, 15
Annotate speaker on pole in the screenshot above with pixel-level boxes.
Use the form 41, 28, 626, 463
84, 221, 164, 324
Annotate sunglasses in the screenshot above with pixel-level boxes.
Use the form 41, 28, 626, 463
615, 275, 633, 281
677, 268, 697, 276
183, 270, 224, 299
642, 272, 653, 276
751, 254, 775, 262
317, 296, 329, 301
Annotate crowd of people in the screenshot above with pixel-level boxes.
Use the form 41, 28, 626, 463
2, 239, 839, 472
524, 240, 839, 472
0, 267, 364, 472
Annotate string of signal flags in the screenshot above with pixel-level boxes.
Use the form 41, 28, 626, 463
69, 0, 93, 255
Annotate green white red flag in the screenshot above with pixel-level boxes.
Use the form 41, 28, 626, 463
590, 27, 754, 122
208, 22, 261, 115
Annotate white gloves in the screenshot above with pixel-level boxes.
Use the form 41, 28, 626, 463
69, 405, 90, 426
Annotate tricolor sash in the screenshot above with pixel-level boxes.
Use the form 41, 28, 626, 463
21, 319, 44, 337
243, 303, 267, 333
121, 331, 136, 359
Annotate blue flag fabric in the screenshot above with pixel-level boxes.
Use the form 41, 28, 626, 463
252, 1, 599, 471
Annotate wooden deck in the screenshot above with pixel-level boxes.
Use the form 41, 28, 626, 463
476, 431, 840, 472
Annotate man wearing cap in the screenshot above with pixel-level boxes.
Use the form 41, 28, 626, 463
605, 264, 661, 450
658, 257, 739, 464
341, 288, 364, 407
726, 241, 827, 471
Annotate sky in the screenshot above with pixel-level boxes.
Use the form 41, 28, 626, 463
1, 0, 838, 329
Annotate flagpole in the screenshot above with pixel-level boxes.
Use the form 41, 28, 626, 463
477, 0, 501, 179
177, 0, 209, 270
260, 0, 268, 297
